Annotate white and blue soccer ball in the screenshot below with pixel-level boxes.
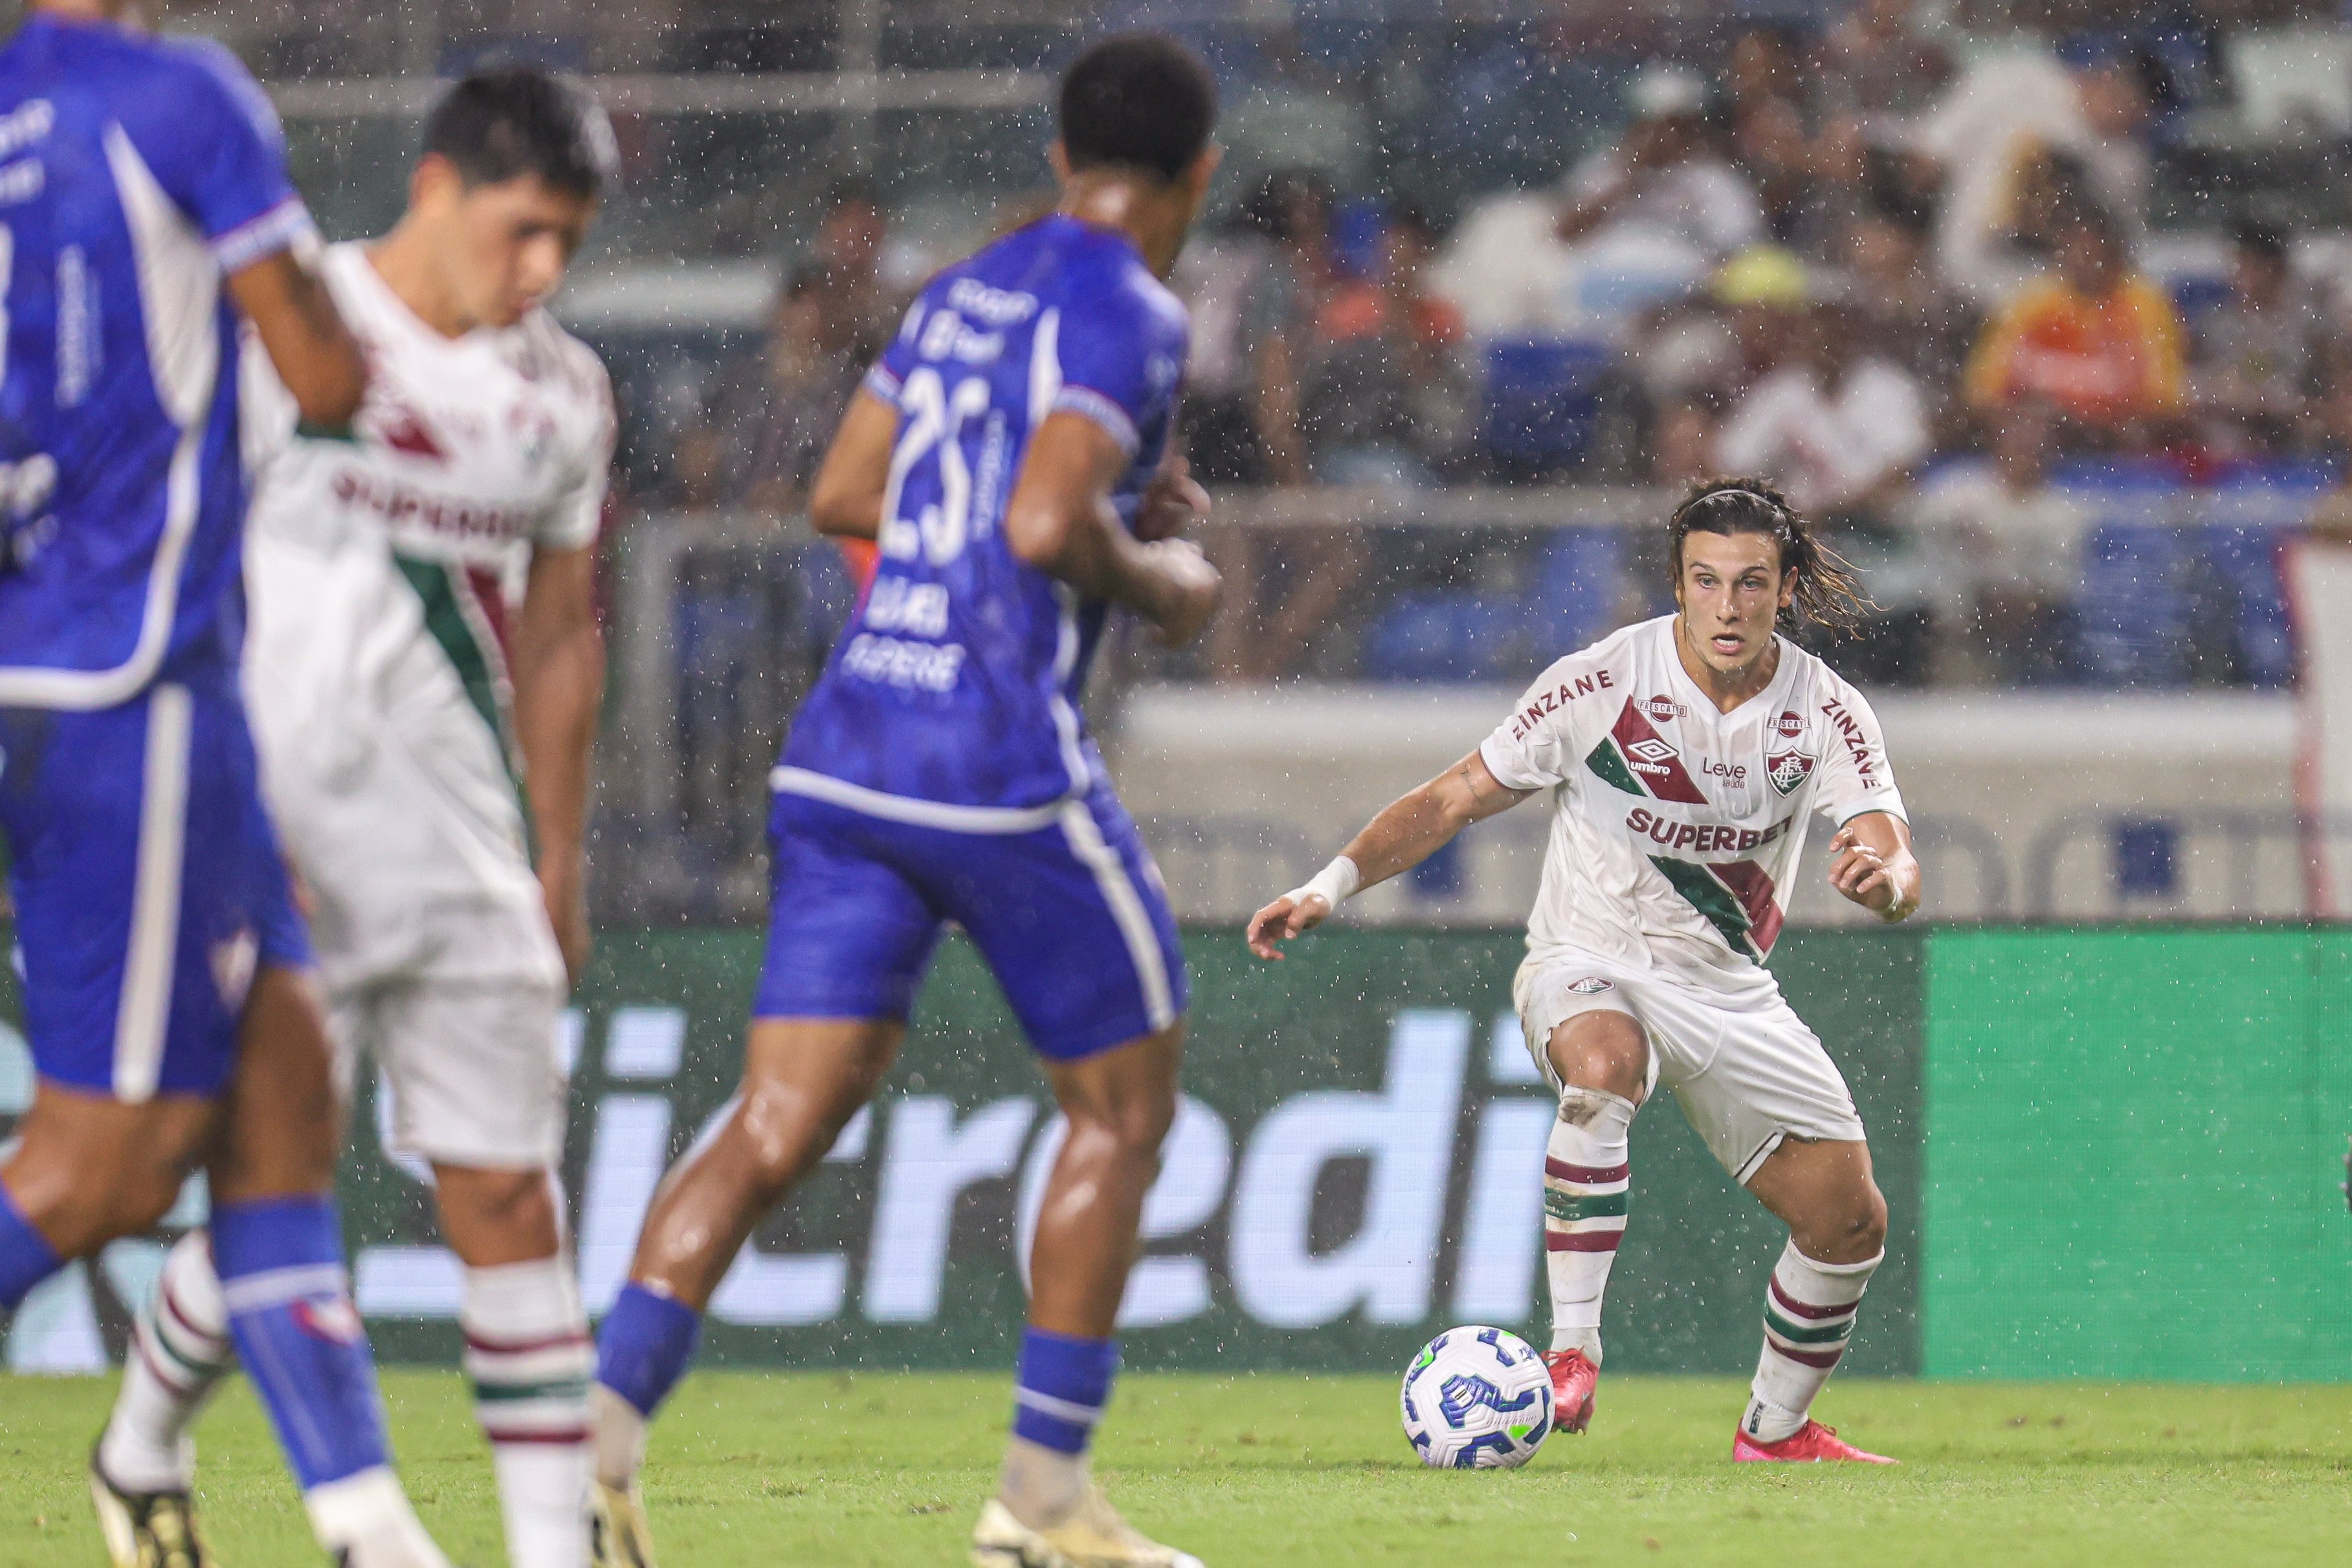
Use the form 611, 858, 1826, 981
1399, 1325, 1553, 1468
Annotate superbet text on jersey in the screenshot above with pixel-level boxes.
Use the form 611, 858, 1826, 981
1480, 615, 1906, 1000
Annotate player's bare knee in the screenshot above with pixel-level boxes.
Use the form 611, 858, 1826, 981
1797, 1182, 1887, 1263
1852, 1180, 1889, 1255
1549, 1015, 1647, 1104
439, 1165, 557, 1246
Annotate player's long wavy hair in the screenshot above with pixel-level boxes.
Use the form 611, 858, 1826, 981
1666, 478, 1871, 636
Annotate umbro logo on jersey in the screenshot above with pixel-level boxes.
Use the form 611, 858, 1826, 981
1767, 750, 1815, 795
1625, 736, 1678, 766
1566, 977, 1614, 994
1639, 695, 1688, 722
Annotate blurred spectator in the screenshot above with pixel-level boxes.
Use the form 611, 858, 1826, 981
1173, 210, 1283, 487
1720, 26, 1867, 261
1844, 206, 1977, 443
1813, 0, 1951, 120
1914, 40, 2151, 304
1241, 170, 1337, 489
1908, 400, 2086, 683
698, 265, 866, 518
1965, 195, 2185, 440
1557, 65, 1766, 262
1714, 300, 1928, 514
1202, 171, 1369, 682
2191, 221, 2325, 458
810, 177, 893, 360
1300, 204, 1475, 484
1219, 27, 1371, 195
1633, 246, 1810, 485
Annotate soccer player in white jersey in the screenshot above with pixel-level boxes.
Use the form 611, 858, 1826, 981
1249, 479, 1922, 1463
94, 69, 618, 1567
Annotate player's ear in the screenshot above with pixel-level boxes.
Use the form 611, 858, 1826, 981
1181, 142, 1223, 208
1047, 139, 1072, 182
409, 152, 465, 217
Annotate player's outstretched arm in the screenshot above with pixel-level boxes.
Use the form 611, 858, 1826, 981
227, 248, 366, 430
511, 542, 606, 983
1006, 411, 1221, 646
1826, 812, 1921, 923
1247, 747, 1531, 960
808, 387, 901, 540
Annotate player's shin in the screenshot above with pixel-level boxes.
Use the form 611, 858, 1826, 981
1743, 1238, 1883, 1442
1544, 1086, 1637, 1360
210, 1196, 444, 1563
465, 1257, 594, 1568
590, 1283, 702, 1490
98, 1231, 235, 1494
1000, 1327, 1120, 1529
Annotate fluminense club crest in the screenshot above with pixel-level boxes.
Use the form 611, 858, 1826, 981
1766, 749, 1815, 795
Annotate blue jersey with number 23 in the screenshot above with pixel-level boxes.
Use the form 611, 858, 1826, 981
777, 213, 1190, 816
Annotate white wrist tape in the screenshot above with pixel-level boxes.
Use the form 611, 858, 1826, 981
1286, 856, 1362, 911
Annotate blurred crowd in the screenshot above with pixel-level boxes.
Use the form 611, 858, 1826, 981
646, 0, 2352, 689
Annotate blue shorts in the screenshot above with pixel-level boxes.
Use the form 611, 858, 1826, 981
755, 782, 1186, 1061
0, 670, 311, 1101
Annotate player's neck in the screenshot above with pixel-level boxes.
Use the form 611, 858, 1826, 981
1056, 173, 1188, 279
1673, 616, 1779, 712
32, 1, 142, 24
366, 221, 474, 340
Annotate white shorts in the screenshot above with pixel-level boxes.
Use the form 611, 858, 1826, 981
333, 969, 569, 1169
1514, 949, 1866, 1184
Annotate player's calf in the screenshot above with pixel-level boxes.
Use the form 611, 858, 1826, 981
0, 1088, 214, 1310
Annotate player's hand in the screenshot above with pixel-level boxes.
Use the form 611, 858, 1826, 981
1133, 455, 1210, 544
1826, 824, 1898, 915
1247, 891, 1331, 960
542, 866, 592, 989
1144, 537, 1222, 648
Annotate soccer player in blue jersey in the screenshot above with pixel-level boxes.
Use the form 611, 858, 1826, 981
587, 34, 1223, 1568
0, 4, 454, 1565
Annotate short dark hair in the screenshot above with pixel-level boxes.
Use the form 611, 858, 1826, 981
1059, 33, 1217, 183
1669, 478, 1870, 634
425, 67, 616, 199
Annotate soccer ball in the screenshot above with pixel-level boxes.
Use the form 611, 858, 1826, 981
1399, 1325, 1553, 1468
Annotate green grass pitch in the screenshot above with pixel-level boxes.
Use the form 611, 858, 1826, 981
1, 1371, 2347, 1566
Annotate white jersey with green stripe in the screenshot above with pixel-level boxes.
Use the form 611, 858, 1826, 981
239, 241, 614, 991
1478, 615, 1904, 1000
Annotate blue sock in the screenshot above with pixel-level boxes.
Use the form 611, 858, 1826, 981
1011, 1328, 1119, 1456
595, 1283, 702, 1419
211, 1196, 391, 1492
0, 1184, 63, 1311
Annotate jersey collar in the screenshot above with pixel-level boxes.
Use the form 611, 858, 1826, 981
1664, 620, 1795, 723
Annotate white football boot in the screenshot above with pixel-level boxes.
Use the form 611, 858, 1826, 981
970, 1486, 1203, 1568
590, 1479, 660, 1568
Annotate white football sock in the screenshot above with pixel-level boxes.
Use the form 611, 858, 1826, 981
997, 1435, 1087, 1530
1744, 1239, 1882, 1442
590, 1383, 649, 1492
1543, 1085, 1636, 1360
463, 1256, 594, 1568
100, 1230, 235, 1494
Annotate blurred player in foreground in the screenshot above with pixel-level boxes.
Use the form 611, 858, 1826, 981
1250, 480, 1922, 1464
586, 33, 1222, 1568
93, 66, 617, 1568
0, 3, 461, 1563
